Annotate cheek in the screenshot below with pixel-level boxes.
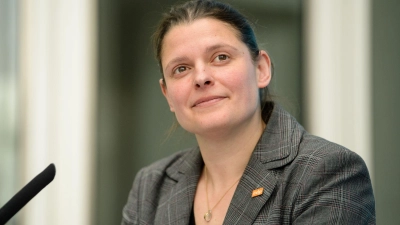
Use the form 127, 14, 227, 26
167, 83, 190, 108
225, 64, 258, 93
233, 67, 260, 104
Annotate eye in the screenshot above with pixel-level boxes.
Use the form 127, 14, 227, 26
213, 54, 229, 62
173, 66, 188, 75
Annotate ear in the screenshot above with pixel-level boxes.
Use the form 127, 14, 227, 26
159, 79, 175, 112
256, 50, 272, 88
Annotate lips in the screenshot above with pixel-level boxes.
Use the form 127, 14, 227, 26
192, 96, 226, 107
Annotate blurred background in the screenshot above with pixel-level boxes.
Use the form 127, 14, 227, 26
0, 0, 399, 224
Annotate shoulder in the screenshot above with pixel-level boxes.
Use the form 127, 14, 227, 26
264, 104, 373, 184
128, 147, 197, 194
263, 104, 375, 223
296, 133, 370, 179
258, 104, 369, 174
288, 133, 376, 224
288, 132, 373, 193
138, 149, 190, 177
121, 148, 195, 225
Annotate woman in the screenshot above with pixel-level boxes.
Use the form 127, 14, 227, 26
122, 0, 375, 224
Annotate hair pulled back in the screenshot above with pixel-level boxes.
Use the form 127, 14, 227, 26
153, 0, 274, 122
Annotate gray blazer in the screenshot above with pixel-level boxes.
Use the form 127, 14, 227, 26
122, 105, 375, 224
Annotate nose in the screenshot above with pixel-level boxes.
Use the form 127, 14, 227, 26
194, 68, 214, 88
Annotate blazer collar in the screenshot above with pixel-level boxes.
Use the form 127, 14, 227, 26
224, 104, 303, 224
254, 104, 303, 169
164, 104, 303, 224
162, 148, 202, 224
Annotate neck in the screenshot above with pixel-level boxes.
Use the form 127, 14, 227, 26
196, 115, 265, 186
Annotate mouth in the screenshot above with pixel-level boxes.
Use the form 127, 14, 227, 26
192, 96, 226, 107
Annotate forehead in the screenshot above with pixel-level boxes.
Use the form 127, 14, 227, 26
160, 18, 243, 60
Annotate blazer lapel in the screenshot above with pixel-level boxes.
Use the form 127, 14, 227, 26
162, 148, 203, 225
223, 156, 277, 225
223, 104, 302, 224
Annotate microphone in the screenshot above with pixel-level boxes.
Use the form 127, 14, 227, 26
0, 163, 56, 224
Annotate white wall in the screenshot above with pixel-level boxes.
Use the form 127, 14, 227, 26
18, 0, 97, 224
303, 0, 373, 178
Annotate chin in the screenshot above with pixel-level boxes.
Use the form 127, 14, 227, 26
183, 118, 234, 136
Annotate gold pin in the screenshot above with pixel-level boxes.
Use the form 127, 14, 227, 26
251, 187, 264, 198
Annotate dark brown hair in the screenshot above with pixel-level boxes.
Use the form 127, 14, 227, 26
153, 0, 274, 122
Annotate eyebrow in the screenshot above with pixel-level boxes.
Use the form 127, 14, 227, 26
205, 43, 240, 54
164, 56, 190, 73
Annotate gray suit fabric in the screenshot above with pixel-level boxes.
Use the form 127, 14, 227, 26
122, 105, 375, 224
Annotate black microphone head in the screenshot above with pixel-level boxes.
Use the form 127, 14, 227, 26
0, 163, 56, 224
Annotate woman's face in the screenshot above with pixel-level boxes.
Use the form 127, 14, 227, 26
160, 18, 271, 136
